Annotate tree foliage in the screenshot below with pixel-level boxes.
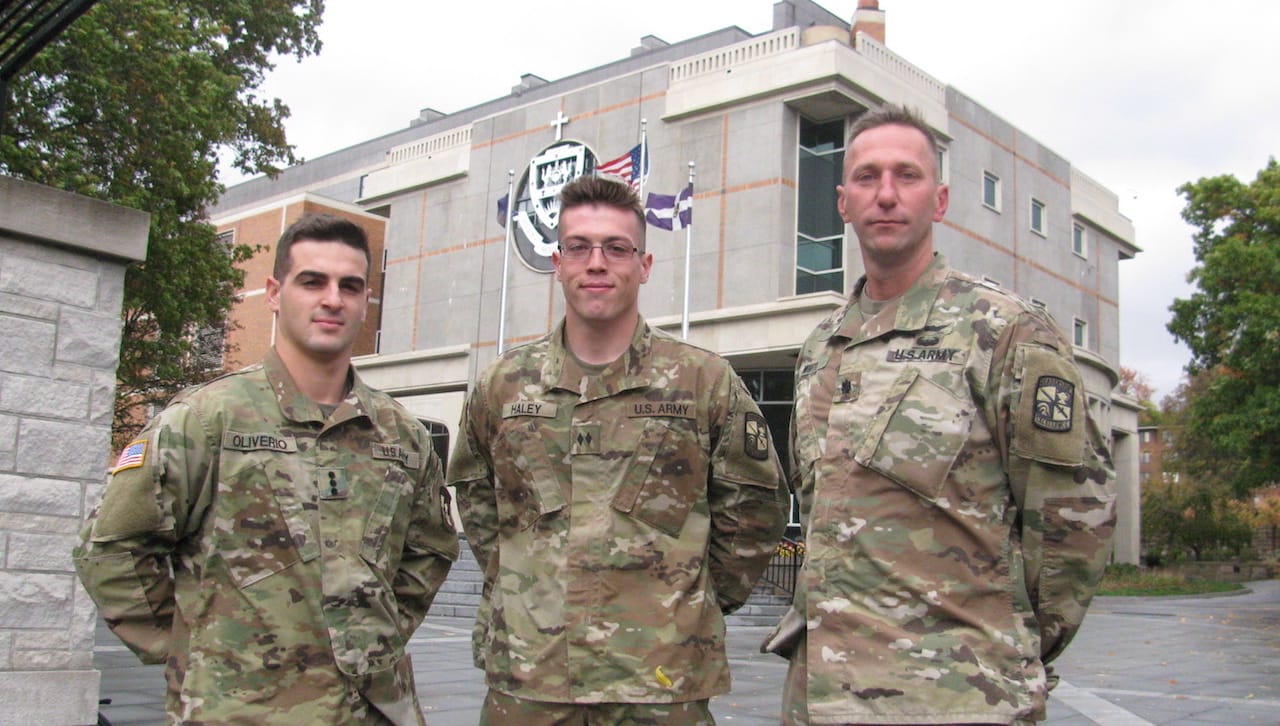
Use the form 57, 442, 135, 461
1140, 479, 1255, 563
0, 0, 323, 445
1168, 159, 1280, 496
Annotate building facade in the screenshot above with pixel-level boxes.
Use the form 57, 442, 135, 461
211, 0, 1142, 562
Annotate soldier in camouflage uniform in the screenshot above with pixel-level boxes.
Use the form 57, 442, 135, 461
74, 214, 459, 725
448, 176, 789, 725
766, 106, 1117, 725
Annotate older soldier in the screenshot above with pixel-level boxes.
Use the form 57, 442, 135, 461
768, 105, 1116, 724
75, 214, 458, 725
448, 175, 789, 725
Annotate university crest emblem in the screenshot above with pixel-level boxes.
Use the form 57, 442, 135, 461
511, 140, 598, 272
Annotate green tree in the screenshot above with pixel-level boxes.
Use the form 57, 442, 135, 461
0, 0, 323, 445
1168, 159, 1280, 497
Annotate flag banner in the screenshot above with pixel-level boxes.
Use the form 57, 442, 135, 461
496, 193, 510, 228
597, 144, 648, 190
644, 184, 693, 230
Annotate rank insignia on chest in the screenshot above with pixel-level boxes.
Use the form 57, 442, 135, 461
744, 412, 771, 461
571, 422, 601, 455
317, 468, 350, 500
1033, 375, 1075, 432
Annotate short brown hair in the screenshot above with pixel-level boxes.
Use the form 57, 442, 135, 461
558, 175, 647, 250
846, 105, 941, 181
273, 214, 371, 279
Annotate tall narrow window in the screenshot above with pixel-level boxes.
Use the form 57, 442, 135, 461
796, 117, 845, 295
1030, 198, 1046, 236
982, 171, 1000, 211
1072, 222, 1087, 257
1073, 317, 1088, 348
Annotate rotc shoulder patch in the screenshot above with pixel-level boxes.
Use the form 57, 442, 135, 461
744, 412, 770, 461
112, 439, 148, 473
1033, 375, 1075, 432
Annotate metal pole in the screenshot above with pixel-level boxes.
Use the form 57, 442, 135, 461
681, 161, 695, 340
497, 170, 515, 354
638, 118, 647, 200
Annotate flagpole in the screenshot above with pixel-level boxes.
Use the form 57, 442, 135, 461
639, 118, 647, 200
681, 161, 695, 340
497, 169, 515, 355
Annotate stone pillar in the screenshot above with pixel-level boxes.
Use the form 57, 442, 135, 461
0, 176, 149, 726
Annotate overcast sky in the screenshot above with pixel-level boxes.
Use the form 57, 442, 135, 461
227, 0, 1280, 402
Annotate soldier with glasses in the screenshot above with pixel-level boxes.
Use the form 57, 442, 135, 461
448, 175, 789, 725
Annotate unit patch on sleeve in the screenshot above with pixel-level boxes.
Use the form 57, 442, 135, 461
112, 439, 148, 473
744, 412, 771, 461
1033, 375, 1075, 432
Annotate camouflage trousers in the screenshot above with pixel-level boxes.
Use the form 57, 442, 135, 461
480, 689, 715, 726
781, 637, 1019, 726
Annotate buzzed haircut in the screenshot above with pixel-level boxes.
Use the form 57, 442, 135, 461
558, 175, 647, 250
846, 105, 942, 181
272, 213, 372, 279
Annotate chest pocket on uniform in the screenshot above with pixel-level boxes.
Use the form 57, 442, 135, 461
493, 418, 568, 531
854, 368, 972, 502
611, 416, 704, 537
215, 451, 318, 589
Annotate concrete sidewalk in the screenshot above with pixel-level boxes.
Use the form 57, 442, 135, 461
94, 580, 1280, 725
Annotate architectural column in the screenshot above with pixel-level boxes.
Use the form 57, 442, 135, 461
0, 176, 149, 726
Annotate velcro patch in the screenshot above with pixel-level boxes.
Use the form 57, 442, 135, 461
111, 439, 148, 473
629, 401, 695, 418
372, 442, 422, 469
1033, 375, 1075, 432
222, 431, 298, 452
744, 412, 771, 461
503, 401, 558, 418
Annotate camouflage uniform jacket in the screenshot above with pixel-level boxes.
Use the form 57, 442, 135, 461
74, 349, 459, 725
447, 317, 788, 703
784, 255, 1116, 724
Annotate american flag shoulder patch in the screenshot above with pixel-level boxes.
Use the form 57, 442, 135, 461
112, 439, 148, 473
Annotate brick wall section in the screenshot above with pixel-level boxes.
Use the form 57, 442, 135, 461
218, 198, 386, 371
0, 176, 148, 726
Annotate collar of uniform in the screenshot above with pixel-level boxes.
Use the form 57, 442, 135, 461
263, 348, 373, 425
836, 253, 951, 341
543, 316, 656, 400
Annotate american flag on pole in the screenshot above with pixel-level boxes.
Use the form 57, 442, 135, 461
112, 439, 148, 473
596, 144, 648, 190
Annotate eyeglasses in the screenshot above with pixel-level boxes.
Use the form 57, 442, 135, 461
558, 241, 638, 262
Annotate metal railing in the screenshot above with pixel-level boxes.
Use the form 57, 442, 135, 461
760, 535, 805, 598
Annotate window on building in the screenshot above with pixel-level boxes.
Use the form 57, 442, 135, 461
1072, 222, 1087, 258
739, 369, 798, 529
1030, 198, 1046, 236
1141, 430, 1152, 443
982, 171, 1000, 211
795, 117, 845, 295
215, 229, 235, 250
1140, 472, 1150, 484
1141, 451, 1151, 465
418, 419, 451, 469
1073, 317, 1088, 348
936, 145, 949, 184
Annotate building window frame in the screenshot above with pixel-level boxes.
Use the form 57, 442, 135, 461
982, 171, 1001, 212
1072, 221, 1088, 258
795, 116, 846, 296
1030, 197, 1047, 237
1073, 317, 1088, 348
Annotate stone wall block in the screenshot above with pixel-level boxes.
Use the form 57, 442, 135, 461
15, 420, 111, 479
0, 512, 81, 535
0, 315, 55, 377
0, 254, 98, 308
55, 308, 122, 369
0, 572, 72, 628
90, 369, 118, 426
0, 632, 11, 670
7, 532, 76, 572
0, 475, 82, 517
0, 376, 90, 421
0, 292, 58, 321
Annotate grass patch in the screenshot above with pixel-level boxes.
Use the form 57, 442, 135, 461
1098, 564, 1246, 597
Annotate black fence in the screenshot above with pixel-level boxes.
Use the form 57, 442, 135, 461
760, 535, 805, 597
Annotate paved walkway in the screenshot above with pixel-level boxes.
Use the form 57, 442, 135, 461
94, 580, 1280, 725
